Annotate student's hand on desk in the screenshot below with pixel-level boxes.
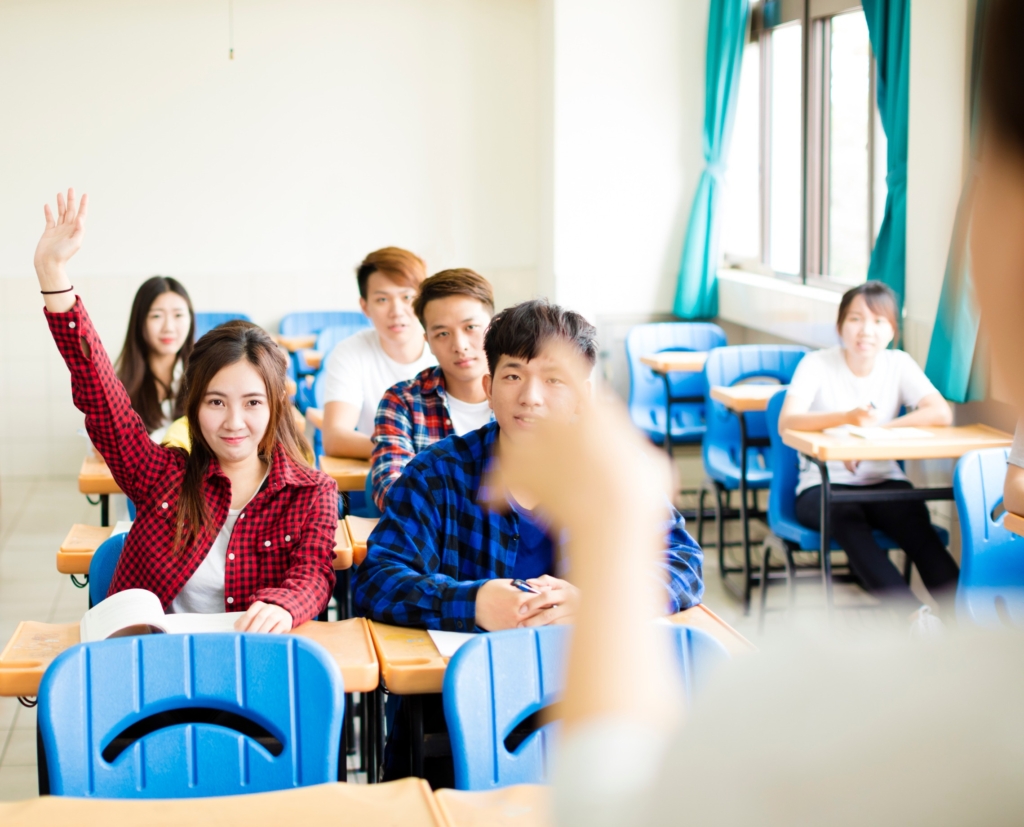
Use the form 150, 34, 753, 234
517, 575, 581, 627
234, 601, 293, 634
845, 406, 880, 428
475, 579, 545, 631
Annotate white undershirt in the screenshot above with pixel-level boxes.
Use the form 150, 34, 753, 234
169, 472, 268, 614
446, 394, 493, 436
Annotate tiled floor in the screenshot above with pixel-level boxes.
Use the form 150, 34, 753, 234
0, 458, 907, 801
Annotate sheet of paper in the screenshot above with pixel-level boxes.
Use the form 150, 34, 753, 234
161, 612, 246, 634
847, 426, 934, 440
428, 629, 476, 658
111, 520, 133, 536
80, 588, 165, 642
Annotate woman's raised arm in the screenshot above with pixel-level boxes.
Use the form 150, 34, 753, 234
34, 188, 88, 313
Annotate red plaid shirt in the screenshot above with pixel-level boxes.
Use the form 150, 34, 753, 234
47, 299, 337, 626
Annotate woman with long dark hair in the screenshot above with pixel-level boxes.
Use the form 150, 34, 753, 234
115, 276, 195, 442
34, 189, 336, 630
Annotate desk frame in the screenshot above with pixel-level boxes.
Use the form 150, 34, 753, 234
646, 360, 705, 459
812, 457, 953, 608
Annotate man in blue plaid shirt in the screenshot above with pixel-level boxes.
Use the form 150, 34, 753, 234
355, 299, 704, 632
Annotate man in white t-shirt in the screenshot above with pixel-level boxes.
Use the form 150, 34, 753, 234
321, 247, 436, 458
369, 269, 495, 510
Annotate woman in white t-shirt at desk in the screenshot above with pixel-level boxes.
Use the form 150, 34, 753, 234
320, 247, 436, 459
778, 281, 959, 612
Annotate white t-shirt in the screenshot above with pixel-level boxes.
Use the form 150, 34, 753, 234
321, 328, 436, 436
169, 473, 267, 614
786, 347, 939, 494
446, 394, 493, 436
149, 360, 184, 444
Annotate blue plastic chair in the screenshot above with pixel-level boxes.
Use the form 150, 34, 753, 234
38, 633, 345, 797
954, 448, 1024, 626
281, 312, 370, 378
759, 389, 949, 622
194, 312, 252, 339
697, 345, 808, 609
443, 624, 729, 790
89, 533, 127, 607
624, 322, 727, 448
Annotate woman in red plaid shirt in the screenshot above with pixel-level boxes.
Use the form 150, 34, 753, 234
33, 189, 338, 632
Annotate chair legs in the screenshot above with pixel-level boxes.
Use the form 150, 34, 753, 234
758, 533, 795, 632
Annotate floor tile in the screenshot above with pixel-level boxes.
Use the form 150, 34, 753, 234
0, 729, 36, 766
0, 765, 38, 801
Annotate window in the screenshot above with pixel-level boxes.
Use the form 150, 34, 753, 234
720, 1, 886, 287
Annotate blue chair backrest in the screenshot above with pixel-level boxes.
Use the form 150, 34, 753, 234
194, 313, 252, 339
443, 624, 728, 790
624, 322, 727, 436
38, 633, 345, 798
315, 321, 371, 355
279, 311, 367, 337
954, 448, 1024, 624
765, 388, 799, 533
703, 345, 808, 468
89, 533, 127, 606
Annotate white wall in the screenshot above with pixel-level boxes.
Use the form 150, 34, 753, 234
0, 0, 541, 476
540, 0, 709, 323
905, 0, 971, 364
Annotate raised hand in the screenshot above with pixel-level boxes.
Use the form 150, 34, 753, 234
34, 188, 88, 278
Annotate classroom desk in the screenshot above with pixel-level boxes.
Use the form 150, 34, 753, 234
782, 424, 1013, 606
299, 348, 324, 371
639, 351, 709, 458
346, 515, 379, 567
1004, 511, 1024, 537
57, 520, 357, 576
367, 604, 750, 779
78, 455, 122, 527
0, 778, 445, 827
709, 384, 788, 609
435, 785, 552, 827
321, 455, 372, 492
275, 333, 318, 352
0, 617, 379, 699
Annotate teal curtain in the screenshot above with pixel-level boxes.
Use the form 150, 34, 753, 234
862, 0, 911, 308
924, 1, 987, 402
672, 0, 750, 320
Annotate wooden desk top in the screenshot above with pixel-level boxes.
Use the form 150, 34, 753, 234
0, 618, 378, 698
0, 778, 444, 826
435, 785, 552, 827
1004, 512, 1024, 538
57, 521, 354, 575
275, 334, 318, 352
300, 348, 324, 371
320, 455, 372, 492
368, 603, 750, 696
640, 351, 708, 375
346, 515, 379, 566
710, 384, 787, 413
782, 423, 1012, 462
78, 455, 122, 495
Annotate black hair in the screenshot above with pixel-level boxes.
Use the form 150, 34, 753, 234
483, 299, 597, 375
981, 0, 1024, 153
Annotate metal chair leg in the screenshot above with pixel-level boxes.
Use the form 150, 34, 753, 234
758, 540, 771, 632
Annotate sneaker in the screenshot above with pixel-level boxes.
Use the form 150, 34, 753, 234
909, 604, 944, 639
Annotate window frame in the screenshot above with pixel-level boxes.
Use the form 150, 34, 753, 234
724, 0, 883, 290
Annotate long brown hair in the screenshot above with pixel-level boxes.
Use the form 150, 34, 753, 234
115, 276, 195, 433
173, 321, 311, 554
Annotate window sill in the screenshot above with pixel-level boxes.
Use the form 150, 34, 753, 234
716, 269, 841, 349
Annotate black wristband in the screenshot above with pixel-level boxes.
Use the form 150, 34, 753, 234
40, 286, 74, 295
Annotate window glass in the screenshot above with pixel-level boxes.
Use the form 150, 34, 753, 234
721, 40, 761, 263
828, 10, 873, 284
769, 22, 802, 276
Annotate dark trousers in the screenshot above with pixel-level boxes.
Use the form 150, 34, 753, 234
795, 480, 959, 606
382, 694, 454, 790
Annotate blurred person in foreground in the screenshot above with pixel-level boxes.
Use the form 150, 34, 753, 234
973, 1, 1024, 510
488, 351, 1024, 826
516, 7, 1024, 823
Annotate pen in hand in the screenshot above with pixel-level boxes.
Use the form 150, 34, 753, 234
511, 578, 541, 595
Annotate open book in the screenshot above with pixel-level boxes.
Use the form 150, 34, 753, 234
80, 589, 245, 642
846, 426, 934, 440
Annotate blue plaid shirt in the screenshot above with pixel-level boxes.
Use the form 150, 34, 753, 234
354, 420, 704, 630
